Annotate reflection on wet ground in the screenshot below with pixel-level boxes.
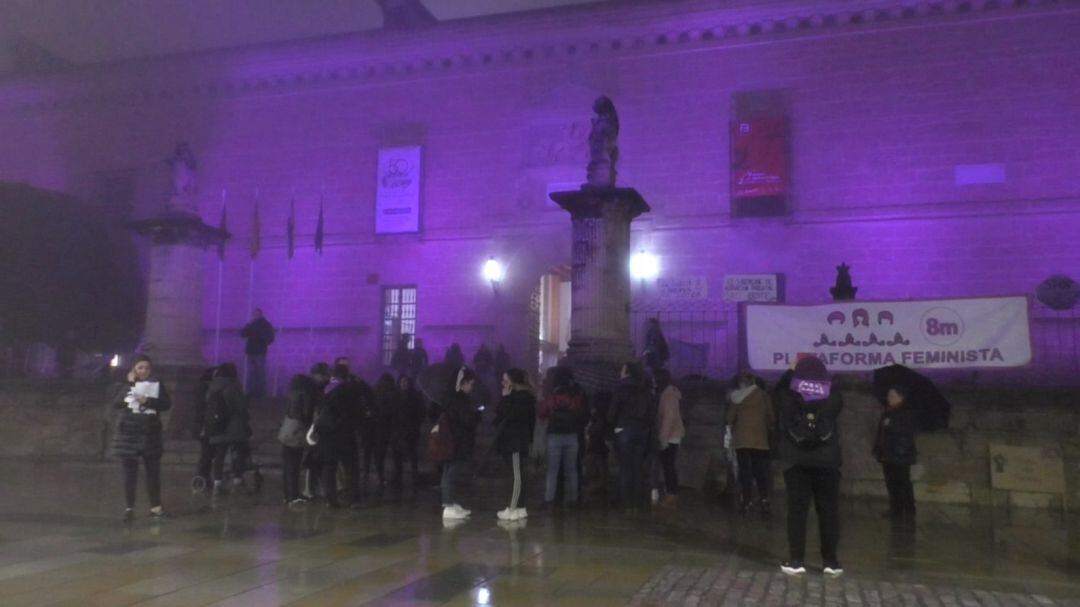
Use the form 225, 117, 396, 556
0, 462, 1076, 605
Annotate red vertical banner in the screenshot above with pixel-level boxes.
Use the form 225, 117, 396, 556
731, 116, 789, 199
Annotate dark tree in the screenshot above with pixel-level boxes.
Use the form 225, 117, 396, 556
0, 182, 142, 374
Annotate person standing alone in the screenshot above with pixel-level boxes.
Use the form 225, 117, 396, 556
776, 357, 844, 578
874, 385, 917, 523
240, 308, 275, 398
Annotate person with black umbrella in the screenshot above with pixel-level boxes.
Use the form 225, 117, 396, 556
873, 385, 918, 522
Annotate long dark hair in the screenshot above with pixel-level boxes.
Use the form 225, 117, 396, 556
545, 365, 576, 394
653, 368, 673, 393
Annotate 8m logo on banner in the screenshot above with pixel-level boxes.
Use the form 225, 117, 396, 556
921, 307, 964, 346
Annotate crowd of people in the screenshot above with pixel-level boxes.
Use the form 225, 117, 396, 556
110, 343, 922, 579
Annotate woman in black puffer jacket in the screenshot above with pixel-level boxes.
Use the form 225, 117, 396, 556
494, 368, 536, 521
110, 354, 172, 522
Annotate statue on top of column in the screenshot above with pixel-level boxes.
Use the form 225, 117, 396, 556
586, 96, 619, 188
166, 142, 197, 212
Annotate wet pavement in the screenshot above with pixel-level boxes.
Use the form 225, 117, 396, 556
0, 461, 1077, 606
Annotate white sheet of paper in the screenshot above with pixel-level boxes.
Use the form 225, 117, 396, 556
133, 381, 160, 399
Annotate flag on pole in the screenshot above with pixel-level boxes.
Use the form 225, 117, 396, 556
217, 200, 228, 261
286, 198, 295, 260
314, 195, 324, 256
250, 199, 261, 260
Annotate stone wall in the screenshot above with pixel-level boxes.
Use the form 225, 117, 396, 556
0, 380, 113, 461
1, 377, 1077, 511
677, 379, 1080, 512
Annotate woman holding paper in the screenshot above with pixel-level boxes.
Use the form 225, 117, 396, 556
110, 354, 172, 522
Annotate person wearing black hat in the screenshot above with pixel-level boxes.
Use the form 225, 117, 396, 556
776, 356, 844, 577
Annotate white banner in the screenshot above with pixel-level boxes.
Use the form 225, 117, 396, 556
375, 146, 421, 233
747, 296, 1031, 371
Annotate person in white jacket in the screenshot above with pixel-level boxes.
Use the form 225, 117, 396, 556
654, 369, 685, 508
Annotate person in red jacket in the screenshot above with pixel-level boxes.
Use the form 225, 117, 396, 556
538, 366, 586, 509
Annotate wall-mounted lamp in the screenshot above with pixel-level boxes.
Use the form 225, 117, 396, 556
629, 250, 660, 281
483, 256, 505, 291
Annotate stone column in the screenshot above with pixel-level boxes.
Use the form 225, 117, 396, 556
550, 186, 649, 389
130, 211, 228, 437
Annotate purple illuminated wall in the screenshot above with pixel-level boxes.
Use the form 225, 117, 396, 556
1, 0, 1078, 387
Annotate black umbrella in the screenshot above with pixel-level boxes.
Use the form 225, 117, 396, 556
871, 365, 951, 432
417, 362, 460, 404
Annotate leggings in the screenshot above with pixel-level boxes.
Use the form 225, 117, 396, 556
123, 454, 161, 509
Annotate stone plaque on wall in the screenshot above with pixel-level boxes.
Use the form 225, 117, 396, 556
989, 444, 1066, 495
657, 277, 708, 301
723, 274, 780, 302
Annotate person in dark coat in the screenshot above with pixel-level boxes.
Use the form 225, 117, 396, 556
874, 385, 918, 522
239, 308, 274, 398
192, 365, 218, 487
439, 367, 480, 520
642, 318, 670, 374
311, 364, 357, 508
539, 366, 586, 509
609, 362, 656, 512
585, 390, 613, 504
301, 363, 331, 499
281, 373, 317, 505
390, 334, 412, 379
371, 373, 398, 486
776, 357, 844, 578
494, 368, 536, 521
410, 338, 429, 379
110, 354, 172, 521
391, 375, 425, 488
444, 343, 466, 370
205, 363, 251, 495
333, 356, 367, 506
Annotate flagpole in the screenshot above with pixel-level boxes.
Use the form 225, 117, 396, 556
310, 184, 324, 362
213, 188, 226, 364
244, 187, 259, 389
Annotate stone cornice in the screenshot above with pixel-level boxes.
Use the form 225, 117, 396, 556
0, 0, 1073, 111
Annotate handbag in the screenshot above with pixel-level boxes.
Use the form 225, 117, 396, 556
427, 413, 455, 463
277, 416, 305, 448
305, 411, 320, 446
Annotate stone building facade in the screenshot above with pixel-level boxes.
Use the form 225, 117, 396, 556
0, 0, 1078, 388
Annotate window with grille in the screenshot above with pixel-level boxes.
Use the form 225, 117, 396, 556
382, 286, 417, 366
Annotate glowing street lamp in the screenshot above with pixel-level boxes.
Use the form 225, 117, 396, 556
483, 256, 505, 291
630, 250, 660, 281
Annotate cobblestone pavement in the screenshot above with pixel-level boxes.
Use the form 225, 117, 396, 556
631, 565, 1080, 607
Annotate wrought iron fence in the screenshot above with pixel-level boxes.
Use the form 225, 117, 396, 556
631, 303, 740, 381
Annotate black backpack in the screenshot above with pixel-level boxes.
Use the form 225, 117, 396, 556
786, 401, 835, 449
205, 390, 229, 437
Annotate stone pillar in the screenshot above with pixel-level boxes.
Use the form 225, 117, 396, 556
131, 211, 228, 437
550, 186, 649, 389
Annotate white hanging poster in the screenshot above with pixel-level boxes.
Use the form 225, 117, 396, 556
375, 146, 422, 234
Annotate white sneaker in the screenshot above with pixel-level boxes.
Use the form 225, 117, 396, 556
513, 508, 528, 520
454, 504, 472, 517
442, 506, 468, 520
497, 508, 516, 521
